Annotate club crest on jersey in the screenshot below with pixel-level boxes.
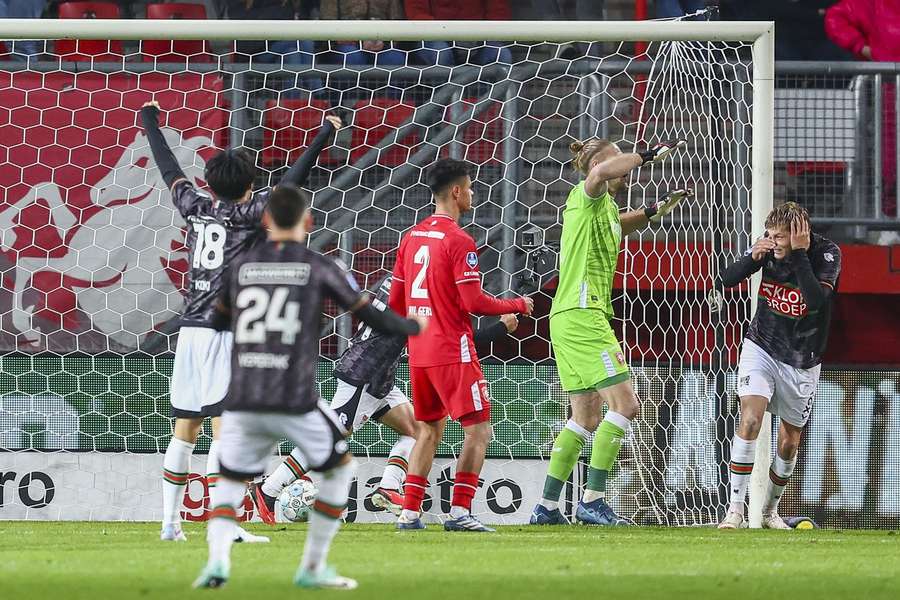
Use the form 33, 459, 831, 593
759, 280, 807, 318
466, 251, 478, 269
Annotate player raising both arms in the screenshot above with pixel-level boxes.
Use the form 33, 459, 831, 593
249, 274, 518, 520
193, 185, 426, 590
718, 202, 841, 529
140, 100, 341, 542
531, 138, 689, 526
390, 158, 534, 532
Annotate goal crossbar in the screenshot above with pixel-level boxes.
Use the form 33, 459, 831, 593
0, 19, 772, 43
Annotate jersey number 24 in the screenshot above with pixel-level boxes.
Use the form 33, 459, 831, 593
235, 286, 302, 344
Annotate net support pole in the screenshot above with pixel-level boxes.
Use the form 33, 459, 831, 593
748, 23, 775, 529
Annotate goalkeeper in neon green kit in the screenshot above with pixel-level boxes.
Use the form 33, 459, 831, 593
531, 137, 690, 526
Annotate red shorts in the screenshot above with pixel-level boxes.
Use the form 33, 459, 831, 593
410, 362, 491, 426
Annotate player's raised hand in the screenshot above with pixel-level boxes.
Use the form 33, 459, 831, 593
750, 236, 777, 261
142, 100, 160, 110
519, 296, 535, 317
647, 188, 693, 224
639, 140, 686, 165
790, 216, 811, 251
325, 115, 343, 130
499, 313, 519, 333
409, 314, 429, 335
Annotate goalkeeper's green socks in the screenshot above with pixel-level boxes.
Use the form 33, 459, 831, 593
583, 411, 631, 503
539, 420, 589, 509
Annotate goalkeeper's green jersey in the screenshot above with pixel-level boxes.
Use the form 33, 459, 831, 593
550, 181, 622, 318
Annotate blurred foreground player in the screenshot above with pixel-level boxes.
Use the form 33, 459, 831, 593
719, 202, 841, 529
250, 274, 517, 520
141, 100, 340, 542
389, 159, 534, 532
193, 185, 426, 589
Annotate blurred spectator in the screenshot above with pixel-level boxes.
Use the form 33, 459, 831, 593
320, 0, 406, 66
656, 0, 706, 18
0, 0, 47, 58
824, 0, 900, 61
227, 0, 315, 65
404, 0, 512, 65
825, 0, 900, 237
721, 1, 850, 61
530, 1, 604, 58
227, 0, 321, 90
530, 0, 603, 20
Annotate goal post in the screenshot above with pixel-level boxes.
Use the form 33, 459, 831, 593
0, 18, 774, 526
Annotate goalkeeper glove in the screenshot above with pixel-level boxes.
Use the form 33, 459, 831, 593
638, 140, 687, 165
644, 188, 693, 224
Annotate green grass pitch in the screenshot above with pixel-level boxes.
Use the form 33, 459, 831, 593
3, 522, 899, 599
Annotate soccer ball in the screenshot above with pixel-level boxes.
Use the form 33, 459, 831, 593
278, 478, 318, 523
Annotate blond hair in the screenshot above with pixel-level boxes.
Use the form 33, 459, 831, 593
765, 201, 809, 230
569, 138, 615, 176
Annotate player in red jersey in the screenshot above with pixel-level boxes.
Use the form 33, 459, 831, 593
389, 159, 534, 532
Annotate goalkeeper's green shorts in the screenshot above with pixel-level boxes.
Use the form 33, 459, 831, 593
550, 309, 630, 393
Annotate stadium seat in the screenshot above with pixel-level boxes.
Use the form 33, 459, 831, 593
350, 98, 420, 168
261, 99, 336, 168
56, 2, 124, 62
143, 3, 213, 63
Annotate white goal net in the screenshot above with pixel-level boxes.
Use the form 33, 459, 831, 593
0, 18, 771, 525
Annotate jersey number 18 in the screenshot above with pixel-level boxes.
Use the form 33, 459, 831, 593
192, 223, 227, 270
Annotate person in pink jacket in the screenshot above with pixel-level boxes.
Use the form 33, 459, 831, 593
825, 0, 900, 60
826, 0, 900, 225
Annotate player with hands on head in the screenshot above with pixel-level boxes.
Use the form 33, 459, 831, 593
531, 137, 688, 527
140, 98, 343, 543
390, 158, 533, 533
718, 202, 841, 530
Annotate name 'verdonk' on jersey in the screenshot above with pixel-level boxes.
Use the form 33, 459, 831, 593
747, 234, 842, 369
333, 275, 407, 398
172, 181, 269, 328
222, 241, 364, 414
550, 182, 622, 319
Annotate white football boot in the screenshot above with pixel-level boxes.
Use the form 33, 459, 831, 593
295, 565, 358, 590
160, 523, 187, 541
761, 512, 791, 530
717, 510, 746, 529
233, 526, 270, 543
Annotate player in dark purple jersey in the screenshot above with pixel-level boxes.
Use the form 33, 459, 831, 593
717, 202, 842, 529
248, 273, 517, 521
193, 185, 425, 590
139, 100, 342, 542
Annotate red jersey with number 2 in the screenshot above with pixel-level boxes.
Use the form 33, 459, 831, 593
391, 214, 484, 367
